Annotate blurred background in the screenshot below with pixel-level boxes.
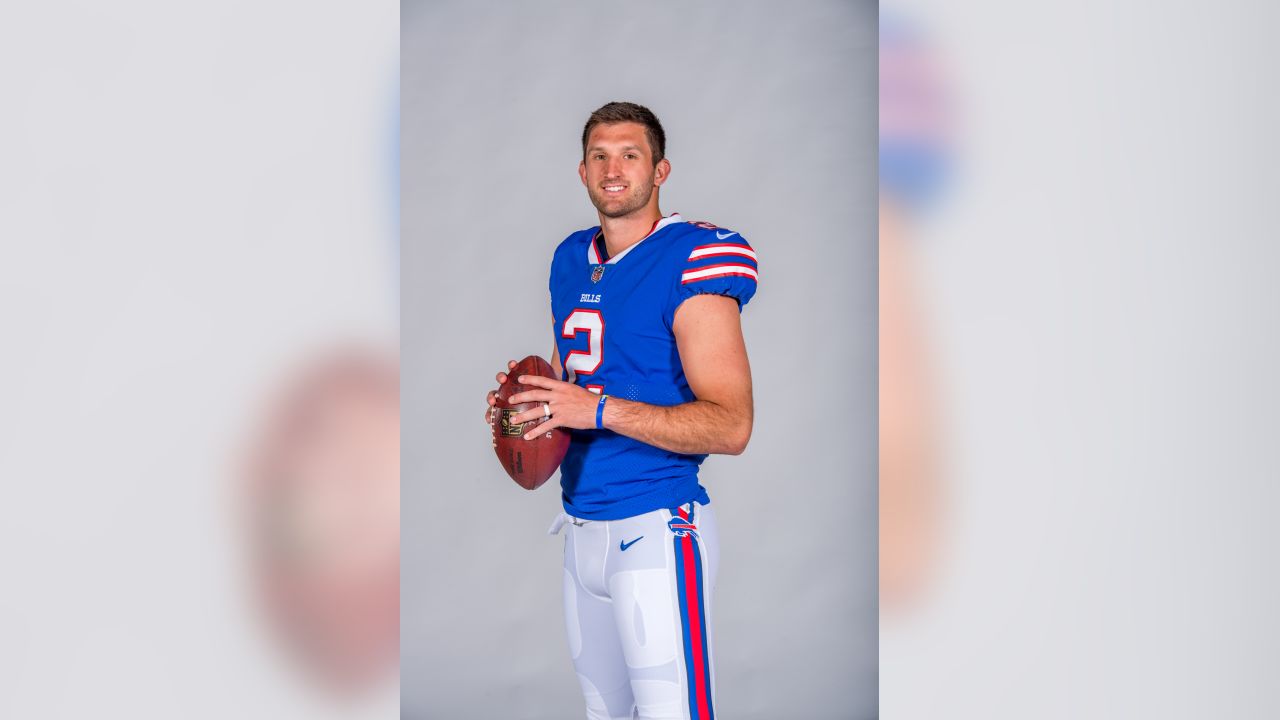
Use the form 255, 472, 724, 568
880, 1, 1280, 718
0, 1, 399, 717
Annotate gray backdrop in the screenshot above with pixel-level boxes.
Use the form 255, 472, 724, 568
402, 2, 877, 717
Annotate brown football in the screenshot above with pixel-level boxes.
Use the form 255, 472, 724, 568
492, 355, 571, 490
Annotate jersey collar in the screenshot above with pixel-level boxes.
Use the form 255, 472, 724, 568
587, 213, 683, 265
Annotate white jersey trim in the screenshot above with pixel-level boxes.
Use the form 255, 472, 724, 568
585, 213, 684, 265
687, 244, 757, 262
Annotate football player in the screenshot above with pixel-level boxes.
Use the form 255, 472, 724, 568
485, 102, 757, 720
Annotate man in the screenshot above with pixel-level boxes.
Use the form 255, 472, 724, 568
485, 101, 757, 720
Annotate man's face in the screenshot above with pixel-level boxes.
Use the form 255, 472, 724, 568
579, 122, 669, 219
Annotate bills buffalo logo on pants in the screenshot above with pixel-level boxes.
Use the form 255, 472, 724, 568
667, 515, 698, 538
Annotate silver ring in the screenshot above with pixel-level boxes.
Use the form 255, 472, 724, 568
543, 403, 551, 419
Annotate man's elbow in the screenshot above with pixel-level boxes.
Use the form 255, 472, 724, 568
723, 416, 753, 456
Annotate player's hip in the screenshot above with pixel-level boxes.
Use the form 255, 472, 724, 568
551, 501, 719, 584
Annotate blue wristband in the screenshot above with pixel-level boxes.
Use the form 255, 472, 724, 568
595, 394, 608, 430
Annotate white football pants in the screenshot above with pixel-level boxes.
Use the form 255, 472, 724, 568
549, 501, 718, 720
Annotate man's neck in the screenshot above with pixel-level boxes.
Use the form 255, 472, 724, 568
598, 206, 664, 259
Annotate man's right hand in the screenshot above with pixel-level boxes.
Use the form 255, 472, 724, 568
483, 359, 519, 425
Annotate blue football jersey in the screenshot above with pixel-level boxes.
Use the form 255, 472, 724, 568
548, 213, 759, 520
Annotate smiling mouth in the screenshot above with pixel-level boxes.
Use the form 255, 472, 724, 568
602, 184, 627, 194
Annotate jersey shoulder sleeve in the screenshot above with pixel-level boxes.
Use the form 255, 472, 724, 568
550, 227, 600, 293
663, 220, 759, 327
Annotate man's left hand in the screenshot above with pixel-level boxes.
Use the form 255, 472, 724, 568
507, 375, 600, 439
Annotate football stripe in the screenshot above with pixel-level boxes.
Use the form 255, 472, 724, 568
688, 243, 757, 262
691, 524, 715, 719
682, 533, 710, 719
672, 508, 697, 720
681, 272, 758, 285
673, 506, 714, 720
681, 263, 759, 284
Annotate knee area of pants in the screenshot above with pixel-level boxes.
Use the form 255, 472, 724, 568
578, 673, 635, 720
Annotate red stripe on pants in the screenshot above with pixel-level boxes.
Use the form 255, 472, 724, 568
680, 523, 710, 719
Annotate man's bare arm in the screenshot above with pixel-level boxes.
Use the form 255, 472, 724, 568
507, 294, 753, 456
602, 295, 752, 454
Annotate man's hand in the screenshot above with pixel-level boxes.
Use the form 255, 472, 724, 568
482, 360, 518, 425
507, 375, 598, 439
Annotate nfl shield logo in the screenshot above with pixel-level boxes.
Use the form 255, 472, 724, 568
591, 265, 605, 283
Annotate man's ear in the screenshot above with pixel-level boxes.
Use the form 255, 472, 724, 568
654, 157, 671, 187
578, 161, 588, 186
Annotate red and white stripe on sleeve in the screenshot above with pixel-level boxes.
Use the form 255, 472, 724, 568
681, 242, 758, 285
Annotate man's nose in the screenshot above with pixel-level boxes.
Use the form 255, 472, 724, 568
604, 156, 623, 177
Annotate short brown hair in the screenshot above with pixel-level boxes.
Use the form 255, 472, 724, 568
581, 102, 666, 164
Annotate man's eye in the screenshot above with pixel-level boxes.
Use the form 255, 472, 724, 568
593, 154, 605, 160
624, 154, 636, 160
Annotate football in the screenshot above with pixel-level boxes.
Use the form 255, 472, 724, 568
491, 355, 571, 490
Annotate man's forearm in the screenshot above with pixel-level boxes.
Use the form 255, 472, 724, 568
601, 396, 751, 456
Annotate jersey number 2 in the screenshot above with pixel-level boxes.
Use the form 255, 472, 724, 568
562, 309, 604, 393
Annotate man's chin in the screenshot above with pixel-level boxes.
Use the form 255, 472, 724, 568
593, 200, 643, 219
